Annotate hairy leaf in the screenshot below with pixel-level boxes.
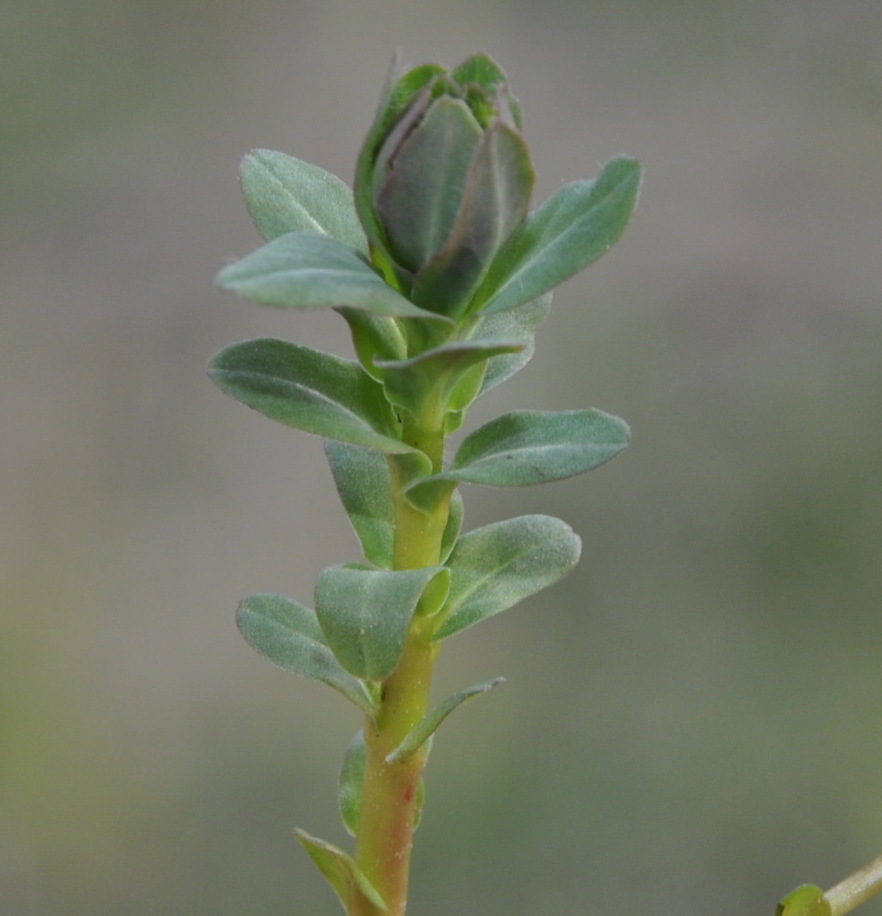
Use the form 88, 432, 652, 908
316, 565, 441, 680
236, 595, 375, 714
240, 149, 368, 250
445, 408, 630, 487
475, 157, 642, 314
324, 441, 395, 568
217, 231, 438, 319
434, 514, 582, 640
208, 338, 409, 453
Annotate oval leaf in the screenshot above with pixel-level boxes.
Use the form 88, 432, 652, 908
475, 156, 642, 315
240, 149, 368, 251
208, 338, 410, 453
445, 408, 630, 487
216, 231, 439, 320
433, 514, 582, 640
316, 565, 441, 680
236, 594, 375, 714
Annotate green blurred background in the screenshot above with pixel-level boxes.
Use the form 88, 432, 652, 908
3, 0, 882, 913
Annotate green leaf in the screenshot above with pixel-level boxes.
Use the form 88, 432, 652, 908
440, 490, 464, 564
377, 338, 523, 421
316, 565, 441, 680
471, 293, 551, 395
208, 338, 410, 453
338, 730, 365, 837
216, 231, 440, 320
776, 886, 832, 916
433, 514, 582, 640
240, 149, 368, 251
475, 157, 642, 315
386, 677, 505, 763
324, 441, 394, 568
337, 308, 407, 382
444, 408, 630, 487
236, 595, 375, 714
295, 828, 388, 913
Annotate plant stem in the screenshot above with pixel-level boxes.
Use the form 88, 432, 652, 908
826, 855, 882, 916
351, 412, 449, 916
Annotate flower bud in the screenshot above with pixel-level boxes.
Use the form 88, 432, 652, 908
355, 54, 535, 318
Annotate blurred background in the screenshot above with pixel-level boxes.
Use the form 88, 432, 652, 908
3, 0, 882, 913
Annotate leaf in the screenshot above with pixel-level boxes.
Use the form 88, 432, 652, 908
410, 121, 535, 316
236, 595, 375, 714
240, 149, 368, 251
444, 408, 630, 487
471, 292, 551, 395
776, 886, 832, 916
315, 565, 441, 680
475, 157, 642, 315
216, 231, 441, 320
433, 515, 582, 640
338, 730, 366, 837
208, 338, 410, 453
377, 338, 523, 421
324, 441, 395, 568
386, 677, 505, 763
295, 829, 388, 913
377, 96, 483, 274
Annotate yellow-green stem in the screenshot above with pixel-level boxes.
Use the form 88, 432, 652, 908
350, 413, 450, 916
826, 854, 882, 916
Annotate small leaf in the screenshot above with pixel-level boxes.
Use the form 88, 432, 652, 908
377, 338, 523, 421
440, 490, 464, 564
776, 886, 832, 916
434, 514, 582, 640
295, 829, 388, 913
337, 308, 407, 382
236, 595, 375, 714
217, 231, 441, 320
475, 157, 642, 315
386, 677, 505, 763
316, 565, 441, 680
240, 149, 368, 251
324, 441, 395, 568
338, 730, 366, 837
446, 408, 630, 487
208, 338, 409, 453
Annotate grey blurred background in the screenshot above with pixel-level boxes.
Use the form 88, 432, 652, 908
3, 1, 882, 914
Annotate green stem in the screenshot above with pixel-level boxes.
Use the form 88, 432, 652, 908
826, 854, 882, 916
351, 412, 449, 916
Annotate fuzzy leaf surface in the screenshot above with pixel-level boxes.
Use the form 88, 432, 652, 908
434, 514, 582, 640
208, 338, 411, 453
444, 408, 630, 487
475, 157, 642, 315
324, 441, 395, 568
377, 338, 523, 420
240, 149, 368, 250
295, 829, 388, 913
236, 595, 375, 714
386, 677, 505, 762
316, 565, 440, 680
216, 231, 437, 319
